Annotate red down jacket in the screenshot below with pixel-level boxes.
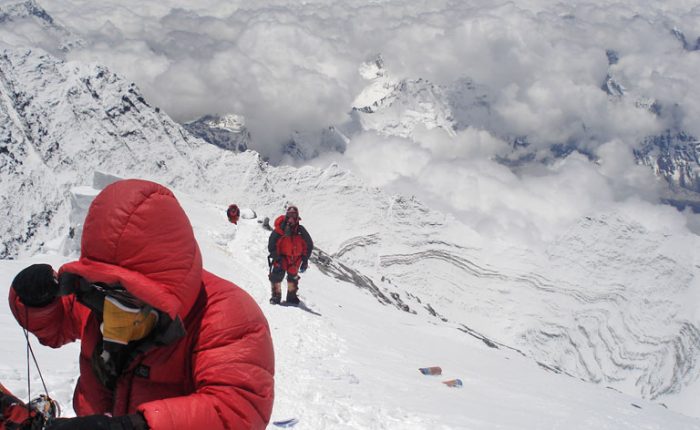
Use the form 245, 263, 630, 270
270, 215, 312, 275
9, 179, 274, 429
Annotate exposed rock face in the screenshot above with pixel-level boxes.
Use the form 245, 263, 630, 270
183, 114, 251, 153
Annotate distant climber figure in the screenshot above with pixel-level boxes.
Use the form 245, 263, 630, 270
227, 204, 240, 224
267, 205, 313, 305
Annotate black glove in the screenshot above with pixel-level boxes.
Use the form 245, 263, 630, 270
270, 254, 282, 266
11, 264, 58, 307
299, 259, 308, 273
57, 272, 88, 297
46, 413, 147, 430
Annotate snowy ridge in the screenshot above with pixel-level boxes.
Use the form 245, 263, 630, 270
0, 48, 220, 257
671, 27, 700, 52
352, 74, 457, 139
608, 38, 700, 208
378, 235, 700, 400
350, 58, 495, 142
281, 127, 349, 161
183, 113, 250, 153
0, 0, 83, 54
635, 131, 700, 208
312, 247, 412, 311
537, 214, 700, 398
352, 56, 397, 112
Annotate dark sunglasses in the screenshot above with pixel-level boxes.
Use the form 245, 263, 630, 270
58, 273, 147, 312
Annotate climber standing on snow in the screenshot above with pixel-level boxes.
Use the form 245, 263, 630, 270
226, 204, 240, 225
268, 205, 313, 305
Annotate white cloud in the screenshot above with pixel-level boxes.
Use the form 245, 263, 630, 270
325, 122, 678, 248
340, 132, 431, 187
4, 0, 700, 243
24, 0, 696, 157
595, 139, 663, 200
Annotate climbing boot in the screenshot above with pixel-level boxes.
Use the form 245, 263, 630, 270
270, 283, 282, 305
285, 280, 300, 305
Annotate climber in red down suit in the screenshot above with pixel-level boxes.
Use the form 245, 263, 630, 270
7, 179, 274, 430
268, 206, 313, 305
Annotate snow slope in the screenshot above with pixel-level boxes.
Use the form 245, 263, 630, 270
1, 187, 699, 429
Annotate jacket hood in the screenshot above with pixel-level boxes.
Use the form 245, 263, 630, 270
273, 215, 286, 235
60, 179, 202, 320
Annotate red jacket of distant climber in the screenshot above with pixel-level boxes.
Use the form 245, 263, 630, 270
8, 179, 275, 430
268, 215, 313, 275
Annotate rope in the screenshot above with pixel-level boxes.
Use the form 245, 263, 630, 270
22, 307, 50, 401
25, 307, 30, 404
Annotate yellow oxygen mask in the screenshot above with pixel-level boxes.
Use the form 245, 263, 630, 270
101, 295, 158, 345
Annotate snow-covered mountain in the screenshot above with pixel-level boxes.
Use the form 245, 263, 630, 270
349, 56, 493, 141
348, 55, 700, 208
183, 114, 251, 153
2, 48, 700, 424
600, 47, 700, 209
634, 131, 700, 210
0, 0, 82, 55
280, 127, 349, 161
350, 56, 456, 139
671, 27, 700, 52
0, 48, 216, 258
185, 115, 349, 163
4, 0, 697, 208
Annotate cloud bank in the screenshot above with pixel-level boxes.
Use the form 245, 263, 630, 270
20, 1, 696, 151
2, 0, 700, 244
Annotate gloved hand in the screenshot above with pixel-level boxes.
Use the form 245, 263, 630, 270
46, 413, 147, 430
299, 259, 308, 273
270, 254, 282, 266
57, 272, 88, 297
0, 387, 38, 430
11, 264, 58, 307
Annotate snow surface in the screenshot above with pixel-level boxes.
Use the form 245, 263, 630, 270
1, 188, 700, 429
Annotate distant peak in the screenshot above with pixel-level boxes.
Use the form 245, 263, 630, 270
183, 113, 250, 152
0, 0, 54, 24
0, 0, 84, 53
670, 26, 700, 51
203, 113, 247, 133
605, 49, 619, 66
358, 54, 387, 80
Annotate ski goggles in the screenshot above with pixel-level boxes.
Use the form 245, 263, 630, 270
59, 276, 159, 344
90, 282, 147, 309
285, 213, 299, 226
